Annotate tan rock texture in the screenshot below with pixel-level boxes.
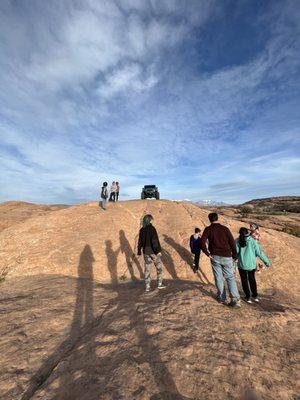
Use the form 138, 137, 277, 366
0, 200, 299, 400
0, 201, 66, 233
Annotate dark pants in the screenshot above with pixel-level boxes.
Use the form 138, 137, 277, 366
109, 192, 115, 202
116, 192, 119, 201
194, 251, 200, 269
239, 269, 257, 299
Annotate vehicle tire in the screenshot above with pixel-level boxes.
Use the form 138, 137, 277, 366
156, 192, 160, 200
141, 193, 145, 200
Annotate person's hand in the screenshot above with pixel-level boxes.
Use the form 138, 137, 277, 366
157, 252, 162, 257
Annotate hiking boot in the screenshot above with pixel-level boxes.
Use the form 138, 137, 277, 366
157, 283, 166, 290
228, 300, 241, 308
145, 285, 151, 292
252, 297, 260, 303
243, 297, 253, 304
217, 297, 227, 305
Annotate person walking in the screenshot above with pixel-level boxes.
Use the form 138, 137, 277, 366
189, 228, 202, 273
99, 182, 109, 210
109, 181, 117, 202
236, 227, 271, 303
201, 212, 241, 307
115, 182, 120, 201
137, 214, 166, 292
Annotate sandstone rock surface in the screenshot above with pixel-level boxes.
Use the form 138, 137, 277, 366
0, 200, 299, 400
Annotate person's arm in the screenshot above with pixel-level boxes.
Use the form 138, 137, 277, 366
137, 228, 143, 256
227, 228, 238, 259
152, 227, 162, 254
201, 227, 210, 257
253, 240, 270, 266
235, 238, 240, 255
189, 236, 194, 253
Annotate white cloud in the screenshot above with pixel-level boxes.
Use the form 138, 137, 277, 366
0, 0, 299, 204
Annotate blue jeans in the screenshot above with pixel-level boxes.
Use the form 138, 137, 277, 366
211, 255, 240, 301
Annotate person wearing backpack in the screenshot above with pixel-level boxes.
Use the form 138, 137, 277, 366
100, 182, 108, 210
137, 214, 166, 292
236, 227, 271, 303
189, 227, 202, 273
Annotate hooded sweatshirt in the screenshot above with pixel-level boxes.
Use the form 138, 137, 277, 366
138, 224, 161, 255
236, 236, 270, 271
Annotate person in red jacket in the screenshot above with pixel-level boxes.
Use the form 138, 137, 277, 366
201, 213, 241, 308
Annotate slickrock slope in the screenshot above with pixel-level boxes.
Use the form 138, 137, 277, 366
0, 201, 66, 233
0, 200, 299, 400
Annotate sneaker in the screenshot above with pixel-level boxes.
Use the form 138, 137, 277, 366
252, 297, 259, 303
145, 286, 151, 292
217, 298, 227, 305
228, 300, 241, 308
157, 283, 166, 290
243, 297, 253, 304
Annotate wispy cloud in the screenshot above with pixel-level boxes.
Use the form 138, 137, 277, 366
0, 0, 299, 204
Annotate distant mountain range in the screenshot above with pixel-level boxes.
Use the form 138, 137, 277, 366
182, 199, 229, 207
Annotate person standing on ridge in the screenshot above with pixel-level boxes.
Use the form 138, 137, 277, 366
201, 212, 241, 308
109, 181, 117, 202
115, 182, 120, 201
100, 182, 109, 210
189, 227, 202, 273
137, 214, 166, 292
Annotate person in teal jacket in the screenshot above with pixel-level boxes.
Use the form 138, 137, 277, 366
236, 227, 271, 303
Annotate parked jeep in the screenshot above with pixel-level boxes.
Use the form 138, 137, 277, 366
141, 185, 160, 200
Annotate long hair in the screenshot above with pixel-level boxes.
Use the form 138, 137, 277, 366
239, 227, 250, 248
142, 214, 153, 228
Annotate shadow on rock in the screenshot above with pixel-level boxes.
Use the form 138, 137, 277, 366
119, 229, 144, 280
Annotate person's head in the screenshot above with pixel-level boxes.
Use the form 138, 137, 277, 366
208, 213, 218, 223
116, 182, 119, 185
239, 227, 250, 247
103, 181, 108, 187
112, 181, 115, 184
142, 214, 153, 228
194, 227, 201, 236
250, 222, 259, 231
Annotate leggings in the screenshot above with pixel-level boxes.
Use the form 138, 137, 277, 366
239, 269, 257, 299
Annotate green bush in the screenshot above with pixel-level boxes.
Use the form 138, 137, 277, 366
281, 226, 300, 238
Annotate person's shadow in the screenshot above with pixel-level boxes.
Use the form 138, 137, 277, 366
105, 239, 120, 285
119, 230, 144, 280
20, 244, 97, 400
161, 248, 179, 279
163, 234, 210, 284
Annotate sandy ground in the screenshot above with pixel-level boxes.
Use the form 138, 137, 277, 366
0, 200, 299, 400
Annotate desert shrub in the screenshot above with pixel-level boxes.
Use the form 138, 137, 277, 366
254, 215, 268, 221
239, 205, 253, 217
119, 274, 128, 281
281, 226, 300, 238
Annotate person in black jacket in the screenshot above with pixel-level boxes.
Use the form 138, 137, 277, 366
189, 227, 202, 273
138, 214, 166, 292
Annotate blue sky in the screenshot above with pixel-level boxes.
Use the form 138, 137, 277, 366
0, 0, 299, 204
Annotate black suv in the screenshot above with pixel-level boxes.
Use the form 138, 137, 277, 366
141, 185, 160, 200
